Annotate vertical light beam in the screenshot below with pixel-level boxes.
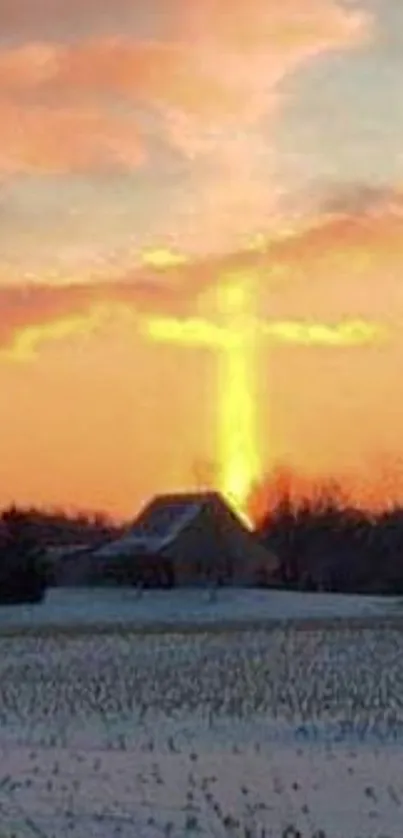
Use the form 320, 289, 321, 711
215, 275, 261, 515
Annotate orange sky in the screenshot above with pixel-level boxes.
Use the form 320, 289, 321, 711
2, 209, 403, 520
1, 0, 403, 520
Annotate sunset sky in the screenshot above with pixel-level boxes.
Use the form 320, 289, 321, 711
1, 0, 403, 520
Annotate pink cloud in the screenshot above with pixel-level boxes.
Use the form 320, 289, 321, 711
1, 196, 401, 358
0, 0, 372, 179
0, 0, 142, 37
0, 100, 145, 175
0, 268, 208, 354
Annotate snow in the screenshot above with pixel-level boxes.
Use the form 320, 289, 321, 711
95, 502, 201, 557
0, 586, 399, 635
1, 738, 403, 837
0, 592, 402, 835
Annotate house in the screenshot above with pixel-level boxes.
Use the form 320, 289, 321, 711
89, 491, 279, 587
46, 544, 97, 586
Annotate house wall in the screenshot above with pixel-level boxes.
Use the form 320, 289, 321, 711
225, 527, 278, 585
162, 505, 277, 587
163, 508, 231, 585
204, 499, 279, 586
53, 553, 95, 586
99, 553, 175, 587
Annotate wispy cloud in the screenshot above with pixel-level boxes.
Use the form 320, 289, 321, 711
0, 100, 145, 175
0, 0, 371, 189
316, 182, 403, 217
2, 196, 402, 360
0, 1, 384, 354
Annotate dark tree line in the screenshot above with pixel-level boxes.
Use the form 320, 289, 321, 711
0, 508, 47, 603
5, 487, 403, 599
258, 491, 403, 594
0, 505, 123, 604
0, 505, 121, 547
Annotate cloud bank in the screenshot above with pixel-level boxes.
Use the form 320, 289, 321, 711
0, 0, 371, 194
2, 197, 402, 360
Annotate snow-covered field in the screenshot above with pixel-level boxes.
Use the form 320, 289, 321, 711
0, 605, 403, 836
0, 586, 400, 635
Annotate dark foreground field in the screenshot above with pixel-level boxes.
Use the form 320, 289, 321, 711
0, 606, 402, 836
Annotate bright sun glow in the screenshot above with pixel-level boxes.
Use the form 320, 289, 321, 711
215, 277, 261, 518
141, 248, 189, 269
139, 271, 263, 520
142, 268, 387, 520
1, 253, 388, 523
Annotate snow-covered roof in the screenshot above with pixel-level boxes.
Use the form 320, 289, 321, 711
45, 544, 91, 562
94, 496, 204, 560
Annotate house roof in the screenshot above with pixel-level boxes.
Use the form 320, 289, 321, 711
93, 491, 252, 560
46, 544, 91, 562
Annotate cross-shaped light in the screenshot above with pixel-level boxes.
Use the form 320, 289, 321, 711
139, 247, 386, 519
